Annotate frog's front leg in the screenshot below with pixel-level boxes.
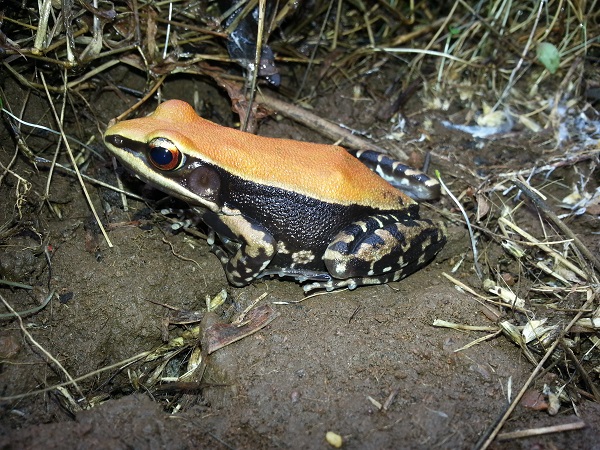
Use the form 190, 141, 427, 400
306, 214, 446, 291
202, 210, 276, 287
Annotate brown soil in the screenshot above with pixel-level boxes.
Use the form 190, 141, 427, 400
1, 69, 599, 449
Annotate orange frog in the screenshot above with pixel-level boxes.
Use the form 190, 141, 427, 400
104, 100, 445, 291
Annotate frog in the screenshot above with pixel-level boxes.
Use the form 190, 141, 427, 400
104, 100, 446, 292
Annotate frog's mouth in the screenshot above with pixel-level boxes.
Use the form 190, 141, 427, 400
104, 134, 220, 213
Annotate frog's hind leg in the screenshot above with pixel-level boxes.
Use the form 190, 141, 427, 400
306, 214, 445, 291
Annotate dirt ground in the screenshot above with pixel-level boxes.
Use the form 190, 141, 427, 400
1, 66, 599, 450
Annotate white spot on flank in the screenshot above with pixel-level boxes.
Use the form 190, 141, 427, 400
335, 262, 347, 275
292, 250, 315, 264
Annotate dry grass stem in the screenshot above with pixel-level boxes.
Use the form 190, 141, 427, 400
496, 420, 587, 441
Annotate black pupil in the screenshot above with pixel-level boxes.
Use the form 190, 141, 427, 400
150, 146, 174, 166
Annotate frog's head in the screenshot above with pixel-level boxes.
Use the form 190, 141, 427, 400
104, 100, 223, 212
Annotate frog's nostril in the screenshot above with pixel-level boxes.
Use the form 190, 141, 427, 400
105, 134, 124, 147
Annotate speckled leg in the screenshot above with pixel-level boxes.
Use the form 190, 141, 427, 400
204, 213, 277, 287
305, 214, 446, 291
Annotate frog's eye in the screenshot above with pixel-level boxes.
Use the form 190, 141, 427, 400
148, 138, 185, 171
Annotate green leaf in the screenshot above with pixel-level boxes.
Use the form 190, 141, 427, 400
537, 42, 560, 74
448, 25, 461, 36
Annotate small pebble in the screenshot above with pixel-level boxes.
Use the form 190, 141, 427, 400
326, 431, 342, 448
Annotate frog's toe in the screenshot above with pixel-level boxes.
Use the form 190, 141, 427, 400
302, 279, 358, 292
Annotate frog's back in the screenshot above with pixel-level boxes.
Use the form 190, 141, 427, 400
108, 100, 413, 209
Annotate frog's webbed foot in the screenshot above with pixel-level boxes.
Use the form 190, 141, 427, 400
302, 274, 397, 292
258, 267, 410, 293
256, 268, 374, 293
258, 267, 332, 283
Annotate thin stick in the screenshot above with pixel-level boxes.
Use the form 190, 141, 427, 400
34, 0, 53, 52
437, 172, 483, 279
0, 280, 33, 289
257, 93, 408, 159
34, 157, 145, 201
497, 421, 586, 440
242, 0, 266, 132
114, 74, 167, 122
